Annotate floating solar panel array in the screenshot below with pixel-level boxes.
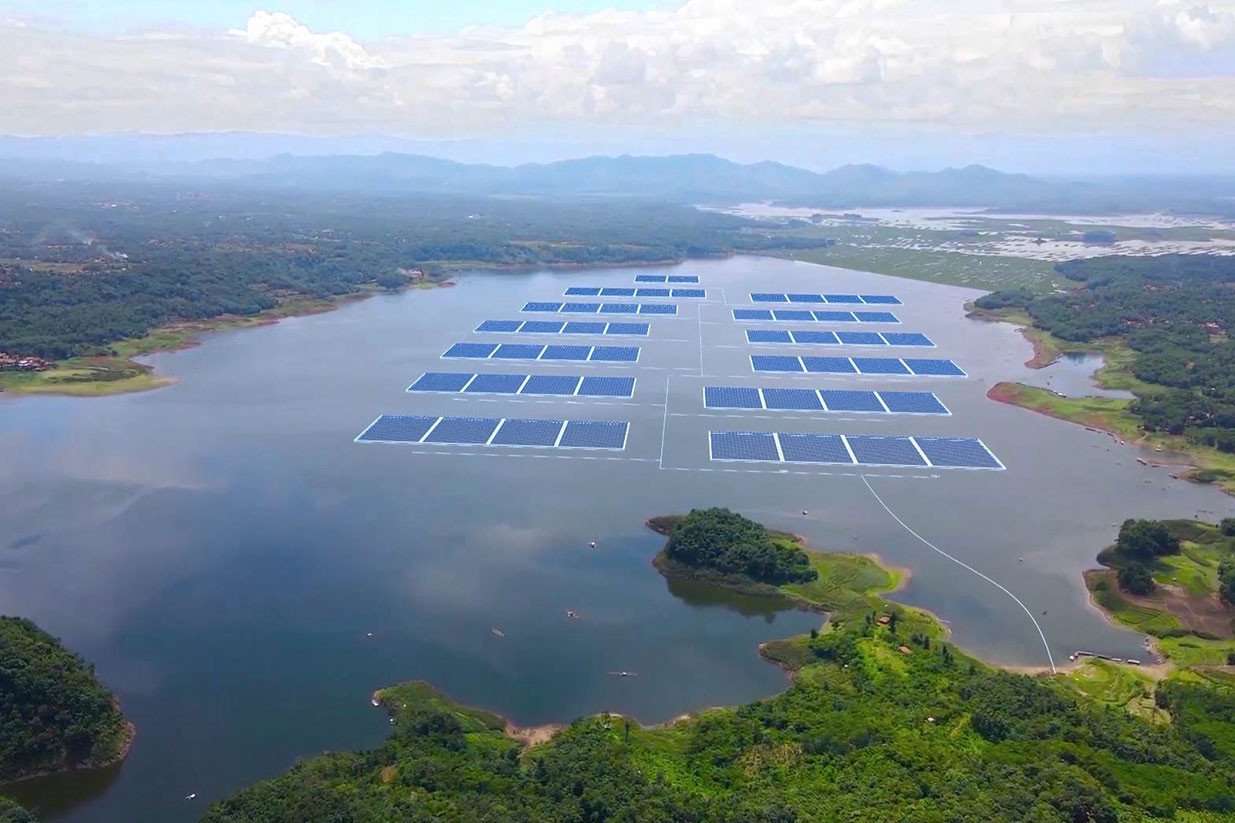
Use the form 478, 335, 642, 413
442, 342, 640, 363
476, 319, 650, 336
708, 431, 1002, 469
733, 308, 899, 324
357, 415, 629, 450
408, 372, 636, 398
704, 387, 948, 415
751, 292, 901, 305
635, 274, 699, 283
746, 329, 933, 347
750, 354, 965, 376
523, 301, 678, 316
565, 286, 705, 298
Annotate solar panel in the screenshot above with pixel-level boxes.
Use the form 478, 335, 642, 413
601, 287, 636, 297
846, 435, 925, 466
635, 274, 667, 283
490, 418, 565, 447
443, 342, 498, 359
823, 293, 863, 303
671, 288, 705, 298
577, 376, 636, 397
914, 437, 1002, 468
590, 346, 639, 362
558, 420, 628, 449
734, 309, 774, 321
408, 372, 475, 393
605, 322, 649, 336
636, 287, 671, 297
762, 388, 824, 410
819, 390, 884, 412
423, 416, 502, 444
773, 310, 815, 321
778, 433, 853, 464
881, 332, 934, 347
854, 311, 899, 323
638, 303, 677, 315
477, 320, 522, 333
464, 373, 527, 394
802, 356, 856, 373
751, 293, 787, 302
600, 303, 638, 314
565, 286, 602, 296
859, 295, 901, 304
710, 431, 779, 461
492, 344, 545, 360
853, 357, 910, 374
561, 302, 601, 313
813, 311, 857, 322
752, 355, 804, 372
786, 293, 826, 303
791, 330, 839, 345
904, 358, 966, 376
520, 374, 582, 395
540, 345, 592, 361
704, 386, 762, 409
667, 275, 699, 283
747, 329, 793, 344
357, 415, 438, 443
837, 331, 886, 346
519, 321, 566, 334
523, 301, 563, 313
878, 391, 948, 415
563, 321, 607, 334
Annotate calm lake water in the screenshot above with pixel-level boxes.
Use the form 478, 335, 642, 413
1022, 352, 1136, 400
2, 256, 1232, 822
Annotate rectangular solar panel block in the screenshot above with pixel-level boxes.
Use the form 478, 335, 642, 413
773, 309, 816, 321
600, 287, 636, 297
853, 357, 910, 375
492, 344, 545, 360
490, 418, 564, 447
520, 374, 582, 395
635, 274, 666, 283
734, 308, 774, 321
519, 321, 566, 334
638, 303, 677, 315
357, 415, 438, 443
577, 376, 636, 397
443, 342, 498, 359
915, 437, 1002, 469
671, 288, 705, 298
667, 275, 699, 283
846, 435, 926, 466
786, 293, 826, 303
563, 321, 607, 334
558, 420, 628, 449
853, 311, 899, 323
791, 330, 839, 345
881, 332, 934, 347
904, 358, 966, 376
704, 386, 762, 409
747, 329, 793, 344
589, 346, 639, 362
778, 433, 853, 464
408, 372, 476, 393
464, 373, 527, 394
565, 286, 602, 296
822, 293, 862, 304
540, 345, 592, 361
752, 355, 804, 372
802, 356, 856, 373
561, 302, 601, 313
813, 310, 857, 322
710, 431, 779, 461
600, 303, 638, 314
423, 416, 502, 444
523, 301, 563, 313
837, 331, 886, 346
878, 391, 948, 415
762, 388, 824, 410
636, 287, 671, 297
860, 294, 901, 304
751, 292, 788, 302
605, 322, 649, 336
477, 320, 522, 333
819, 389, 884, 412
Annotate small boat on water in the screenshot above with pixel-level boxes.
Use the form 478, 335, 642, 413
491, 627, 505, 638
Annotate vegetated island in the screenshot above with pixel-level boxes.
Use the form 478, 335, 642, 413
200, 508, 1235, 823
971, 254, 1235, 494
0, 617, 132, 818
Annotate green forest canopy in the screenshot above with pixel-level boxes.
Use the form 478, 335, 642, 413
664, 508, 818, 584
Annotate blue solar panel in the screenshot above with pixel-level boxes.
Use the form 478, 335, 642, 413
779, 434, 852, 464
860, 294, 901, 304
601, 287, 636, 297
671, 288, 705, 298
464, 373, 527, 394
561, 302, 601, 313
566, 286, 602, 296
915, 437, 1002, 468
521, 374, 582, 395
667, 275, 699, 283
492, 344, 545, 360
752, 355, 804, 372
823, 293, 863, 304
577, 376, 636, 397
519, 321, 565, 334
443, 342, 498, 359
635, 274, 667, 283
853, 357, 910, 375
747, 329, 793, 343
878, 391, 948, 415
477, 320, 522, 333
408, 372, 475, 393
523, 301, 563, 313
762, 388, 823, 410
791, 330, 839, 345
710, 431, 779, 461
813, 311, 857, 322
846, 435, 925, 466
605, 322, 649, 336
704, 386, 762, 409
881, 332, 934, 347
590, 346, 639, 362
423, 416, 502, 444
904, 358, 966, 376
802, 356, 856, 373
638, 303, 677, 315
819, 390, 884, 412
837, 331, 885, 346
854, 311, 899, 323
540, 345, 592, 361
490, 418, 564, 447
600, 303, 638, 314
636, 287, 671, 297
751, 293, 787, 302
357, 415, 438, 443
558, 420, 628, 449
734, 309, 774, 321
787, 293, 826, 303
773, 310, 815, 321
563, 321, 607, 334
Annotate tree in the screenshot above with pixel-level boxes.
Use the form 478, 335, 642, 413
1118, 564, 1156, 595
1221, 518, 1235, 537
1219, 557, 1235, 606
1117, 519, 1180, 561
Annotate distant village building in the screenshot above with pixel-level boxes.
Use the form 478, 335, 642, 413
0, 352, 53, 372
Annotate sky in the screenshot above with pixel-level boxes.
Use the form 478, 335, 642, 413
2, 0, 1235, 172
